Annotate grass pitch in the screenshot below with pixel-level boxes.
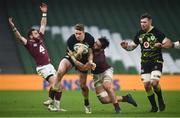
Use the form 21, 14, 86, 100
0, 90, 180, 117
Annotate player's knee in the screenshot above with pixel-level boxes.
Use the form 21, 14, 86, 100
144, 82, 151, 91
97, 91, 109, 104
57, 70, 65, 80
80, 84, 87, 91
103, 81, 111, 91
151, 80, 159, 88
103, 85, 111, 91
99, 99, 108, 104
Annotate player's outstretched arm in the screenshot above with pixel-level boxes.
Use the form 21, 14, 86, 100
120, 40, 137, 51
162, 38, 173, 48
88, 48, 93, 63
154, 38, 173, 48
39, 3, 48, 35
87, 48, 96, 70
8, 18, 27, 45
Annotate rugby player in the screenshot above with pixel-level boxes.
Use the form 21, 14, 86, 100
68, 37, 137, 113
120, 13, 172, 112
8, 3, 65, 111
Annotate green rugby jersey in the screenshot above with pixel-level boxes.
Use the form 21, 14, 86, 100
134, 27, 165, 63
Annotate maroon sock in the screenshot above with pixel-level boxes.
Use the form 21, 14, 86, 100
55, 91, 62, 101
113, 103, 121, 112
122, 95, 128, 102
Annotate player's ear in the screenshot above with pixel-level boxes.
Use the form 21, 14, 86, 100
29, 35, 33, 39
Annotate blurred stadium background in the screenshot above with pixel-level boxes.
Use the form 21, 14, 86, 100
0, 0, 180, 74
0, 0, 180, 117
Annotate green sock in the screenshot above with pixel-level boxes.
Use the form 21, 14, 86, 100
154, 85, 165, 105
147, 86, 157, 108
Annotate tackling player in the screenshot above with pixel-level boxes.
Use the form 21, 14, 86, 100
68, 37, 137, 113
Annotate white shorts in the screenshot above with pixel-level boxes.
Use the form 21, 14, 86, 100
141, 70, 162, 82
93, 67, 113, 88
36, 64, 56, 79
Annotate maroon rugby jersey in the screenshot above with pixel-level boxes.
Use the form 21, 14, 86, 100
92, 50, 111, 74
25, 33, 50, 66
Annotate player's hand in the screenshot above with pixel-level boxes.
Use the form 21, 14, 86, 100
91, 62, 96, 70
85, 62, 96, 70
8, 17, 15, 27
67, 48, 73, 57
154, 42, 162, 48
40, 3, 48, 13
77, 44, 85, 55
88, 60, 96, 70
120, 41, 128, 49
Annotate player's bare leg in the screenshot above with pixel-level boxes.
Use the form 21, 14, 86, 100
151, 79, 165, 112
96, 83, 137, 113
48, 58, 72, 112
144, 81, 158, 112
103, 80, 121, 113
142, 73, 158, 112
79, 73, 91, 114
96, 85, 111, 103
43, 75, 56, 106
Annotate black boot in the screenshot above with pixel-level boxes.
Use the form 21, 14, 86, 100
148, 94, 158, 112
154, 89, 166, 111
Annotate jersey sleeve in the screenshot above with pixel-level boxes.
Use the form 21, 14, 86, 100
89, 35, 95, 49
156, 28, 166, 43
133, 32, 140, 45
25, 40, 31, 48
67, 35, 74, 50
86, 33, 95, 48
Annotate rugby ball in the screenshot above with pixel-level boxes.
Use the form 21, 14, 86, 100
73, 43, 89, 54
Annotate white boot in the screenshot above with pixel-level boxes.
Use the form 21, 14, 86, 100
84, 105, 92, 114
48, 100, 67, 112
43, 98, 53, 106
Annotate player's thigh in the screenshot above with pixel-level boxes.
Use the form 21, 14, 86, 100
95, 85, 110, 103
79, 72, 88, 86
94, 75, 109, 99
58, 58, 72, 74
141, 73, 152, 90
103, 68, 113, 90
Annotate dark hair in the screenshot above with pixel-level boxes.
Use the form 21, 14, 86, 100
140, 13, 152, 20
27, 28, 36, 38
74, 23, 84, 31
98, 37, 110, 49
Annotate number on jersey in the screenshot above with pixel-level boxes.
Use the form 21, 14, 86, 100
39, 45, 45, 53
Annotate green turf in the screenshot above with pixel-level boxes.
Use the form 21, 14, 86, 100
0, 90, 180, 117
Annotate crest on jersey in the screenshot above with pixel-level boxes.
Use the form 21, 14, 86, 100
150, 36, 155, 41
143, 41, 150, 48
